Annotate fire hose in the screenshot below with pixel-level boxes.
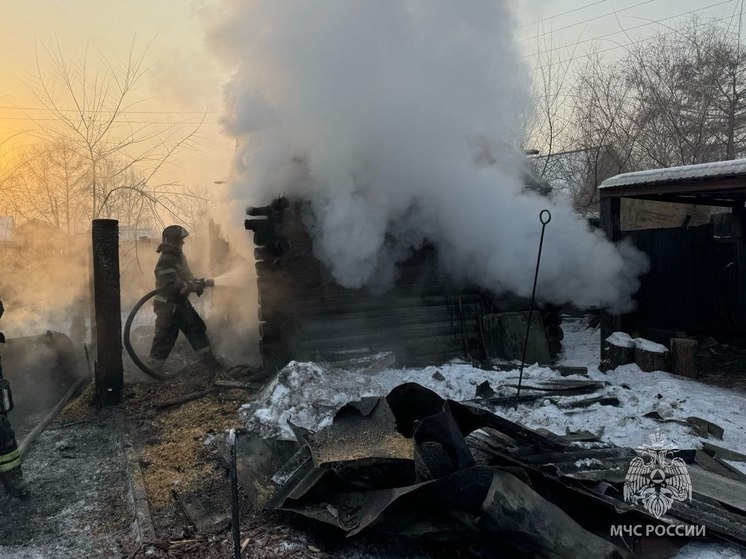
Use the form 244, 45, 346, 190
123, 279, 214, 381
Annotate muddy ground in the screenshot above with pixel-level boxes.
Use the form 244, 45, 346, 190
0, 366, 441, 559
119, 369, 434, 559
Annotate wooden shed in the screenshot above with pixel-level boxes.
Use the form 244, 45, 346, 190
599, 159, 746, 346
245, 197, 564, 370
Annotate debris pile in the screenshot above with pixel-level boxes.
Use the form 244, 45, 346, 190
234, 383, 746, 558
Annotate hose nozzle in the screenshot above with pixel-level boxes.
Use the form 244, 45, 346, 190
204, 278, 215, 288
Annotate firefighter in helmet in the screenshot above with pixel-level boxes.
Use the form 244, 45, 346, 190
0, 299, 29, 499
148, 225, 222, 372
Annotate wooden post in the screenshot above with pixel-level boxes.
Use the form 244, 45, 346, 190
599, 196, 622, 354
92, 219, 123, 407
670, 338, 698, 378
88, 236, 96, 355
635, 341, 669, 372
599, 333, 635, 372
734, 206, 746, 326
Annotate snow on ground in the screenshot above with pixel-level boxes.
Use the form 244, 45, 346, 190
245, 360, 505, 440
240, 315, 746, 558
674, 542, 744, 559
724, 459, 746, 476
534, 317, 746, 454
243, 316, 746, 456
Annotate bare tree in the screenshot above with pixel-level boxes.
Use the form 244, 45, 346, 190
10, 138, 86, 233
524, 29, 582, 176
178, 184, 212, 232
544, 16, 746, 211
606, 17, 746, 166
0, 133, 32, 218
19, 40, 204, 231
541, 49, 639, 212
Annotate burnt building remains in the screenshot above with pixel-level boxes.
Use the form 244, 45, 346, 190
246, 198, 563, 370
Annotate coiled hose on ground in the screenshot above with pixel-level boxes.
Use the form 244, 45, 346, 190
123, 288, 175, 381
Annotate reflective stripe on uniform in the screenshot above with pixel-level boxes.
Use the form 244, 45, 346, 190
156, 268, 178, 276
153, 295, 168, 303
196, 346, 211, 354
0, 448, 20, 472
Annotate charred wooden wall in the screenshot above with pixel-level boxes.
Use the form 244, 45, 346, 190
247, 198, 562, 369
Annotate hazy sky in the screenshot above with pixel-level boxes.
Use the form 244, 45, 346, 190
0, 0, 740, 190
0, 0, 232, 188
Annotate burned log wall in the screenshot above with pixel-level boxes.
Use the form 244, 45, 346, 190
622, 224, 738, 339
247, 198, 562, 369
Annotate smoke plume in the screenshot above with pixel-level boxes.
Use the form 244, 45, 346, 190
208, 0, 648, 312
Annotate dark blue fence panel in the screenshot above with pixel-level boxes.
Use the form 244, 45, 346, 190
624, 225, 737, 337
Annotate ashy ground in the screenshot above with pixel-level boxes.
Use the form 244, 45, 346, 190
1, 317, 745, 558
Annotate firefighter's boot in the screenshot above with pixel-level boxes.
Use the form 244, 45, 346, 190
199, 350, 224, 373
148, 357, 166, 374
1, 466, 29, 499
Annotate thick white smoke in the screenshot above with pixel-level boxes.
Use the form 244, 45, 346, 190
207, 0, 648, 312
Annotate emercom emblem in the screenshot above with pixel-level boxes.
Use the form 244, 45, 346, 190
623, 430, 692, 518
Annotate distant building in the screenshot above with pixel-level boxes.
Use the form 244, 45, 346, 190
119, 226, 155, 241
12, 219, 69, 251
0, 216, 14, 241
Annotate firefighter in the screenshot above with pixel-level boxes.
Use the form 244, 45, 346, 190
148, 225, 222, 373
0, 299, 29, 499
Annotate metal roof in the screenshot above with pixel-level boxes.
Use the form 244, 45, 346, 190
600, 159, 746, 189
598, 159, 746, 204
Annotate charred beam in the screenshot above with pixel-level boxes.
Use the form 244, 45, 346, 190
91, 219, 124, 408
246, 206, 273, 217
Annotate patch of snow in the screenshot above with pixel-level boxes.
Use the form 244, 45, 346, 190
606, 331, 667, 353
674, 542, 744, 559
0, 416, 132, 559
722, 459, 746, 476
243, 316, 746, 457
600, 158, 746, 189
527, 320, 746, 453
634, 337, 668, 353
243, 360, 504, 440
556, 316, 600, 367
0, 548, 46, 559
574, 458, 604, 469
606, 331, 634, 348
276, 541, 305, 552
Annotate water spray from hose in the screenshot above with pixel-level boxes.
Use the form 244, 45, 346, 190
211, 268, 250, 288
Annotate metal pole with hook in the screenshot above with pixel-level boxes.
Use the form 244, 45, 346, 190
515, 209, 552, 410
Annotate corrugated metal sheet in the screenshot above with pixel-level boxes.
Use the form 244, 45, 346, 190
600, 159, 746, 189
